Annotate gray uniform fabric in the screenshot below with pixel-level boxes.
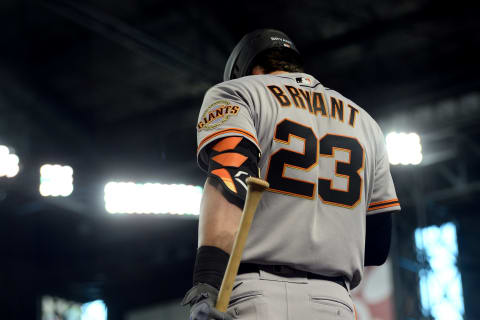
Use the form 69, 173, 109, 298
196, 73, 400, 290
227, 271, 355, 320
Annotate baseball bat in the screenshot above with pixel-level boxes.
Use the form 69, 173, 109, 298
215, 177, 269, 312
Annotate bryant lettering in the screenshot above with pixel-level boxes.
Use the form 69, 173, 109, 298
267, 85, 359, 127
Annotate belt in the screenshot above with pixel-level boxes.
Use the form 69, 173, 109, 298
237, 263, 348, 291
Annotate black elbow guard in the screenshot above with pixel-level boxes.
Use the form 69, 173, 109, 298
206, 136, 260, 209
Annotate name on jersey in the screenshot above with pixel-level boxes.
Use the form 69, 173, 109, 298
197, 100, 240, 130
267, 85, 359, 127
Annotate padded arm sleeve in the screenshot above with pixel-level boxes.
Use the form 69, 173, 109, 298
205, 136, 260, 209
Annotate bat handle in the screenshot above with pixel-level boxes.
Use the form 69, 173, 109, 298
215, 177, 269, 312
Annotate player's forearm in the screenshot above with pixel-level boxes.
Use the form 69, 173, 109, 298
198, 177, 242, 254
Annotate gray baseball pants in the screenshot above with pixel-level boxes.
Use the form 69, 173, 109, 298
227, 270, 356, 320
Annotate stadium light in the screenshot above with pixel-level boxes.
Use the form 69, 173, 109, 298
104, 182, 203, 215
0, 145, 20, 178
39, 164, 74, 197
386, 132, 423, 165
81, 300, 108, 320
41, 296, 107, 320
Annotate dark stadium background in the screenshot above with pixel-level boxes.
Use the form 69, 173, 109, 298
0, 0, 479, 319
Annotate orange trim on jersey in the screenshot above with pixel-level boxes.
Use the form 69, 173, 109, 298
211, 152, 248, 167
266, 187, 317, 200
212, 136, 243, 152
353, 304, 358, 320
367, 202, 400, 211
197, 128, 258, 153
369, 198, 399, 207
211, 168, 237, 193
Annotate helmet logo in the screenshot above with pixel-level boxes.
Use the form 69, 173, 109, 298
270, 37, 293, 46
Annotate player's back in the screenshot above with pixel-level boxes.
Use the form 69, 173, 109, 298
231, 73, 388, 288
196, 72, 399, 288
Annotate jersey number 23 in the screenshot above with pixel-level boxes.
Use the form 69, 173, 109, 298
265, 119, 364, 208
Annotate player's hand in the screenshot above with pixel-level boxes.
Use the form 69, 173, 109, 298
181, 283, 233, 320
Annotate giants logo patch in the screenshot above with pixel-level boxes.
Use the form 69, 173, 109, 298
197, 100, 240, 130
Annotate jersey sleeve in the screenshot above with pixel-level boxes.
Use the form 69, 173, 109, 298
367, 128, 401, 215
196, 82, 260, 172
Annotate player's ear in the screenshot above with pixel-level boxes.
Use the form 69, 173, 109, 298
251, 65, 265, 75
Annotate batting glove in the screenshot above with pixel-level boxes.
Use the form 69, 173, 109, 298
181, 283, 233, 320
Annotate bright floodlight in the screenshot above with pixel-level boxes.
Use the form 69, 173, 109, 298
104, 182, 203, 215
386, 132, 423, 165
0, 145, 20, 178
39, 164, 74, 197
81, 300, 107, 320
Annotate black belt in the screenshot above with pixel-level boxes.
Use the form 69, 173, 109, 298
237, 263, 348, 291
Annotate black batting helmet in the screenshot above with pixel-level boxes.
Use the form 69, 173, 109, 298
223, 29, 302, 81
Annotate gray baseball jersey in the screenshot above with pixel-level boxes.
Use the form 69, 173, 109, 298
196, 73, 400, 288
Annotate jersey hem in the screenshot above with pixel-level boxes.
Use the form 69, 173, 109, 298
368, 198, 399, 209
367, 205, 401, 215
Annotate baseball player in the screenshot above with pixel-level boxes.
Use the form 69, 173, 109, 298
182, 29, 400, 320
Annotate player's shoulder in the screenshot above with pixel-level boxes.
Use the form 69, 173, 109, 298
211, 72, 313, 91
204, 76, 258, 98
325, 86, 381, 131
204, 75, 283, 101
259, 72, 320, 87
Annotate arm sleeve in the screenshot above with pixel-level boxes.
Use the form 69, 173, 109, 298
364, 211, 392, 266
367, 127, 401, 214
196, 82, 261, 172
205, 138, 260, 209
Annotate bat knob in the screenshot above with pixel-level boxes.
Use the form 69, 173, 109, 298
246, 177, 270, 190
